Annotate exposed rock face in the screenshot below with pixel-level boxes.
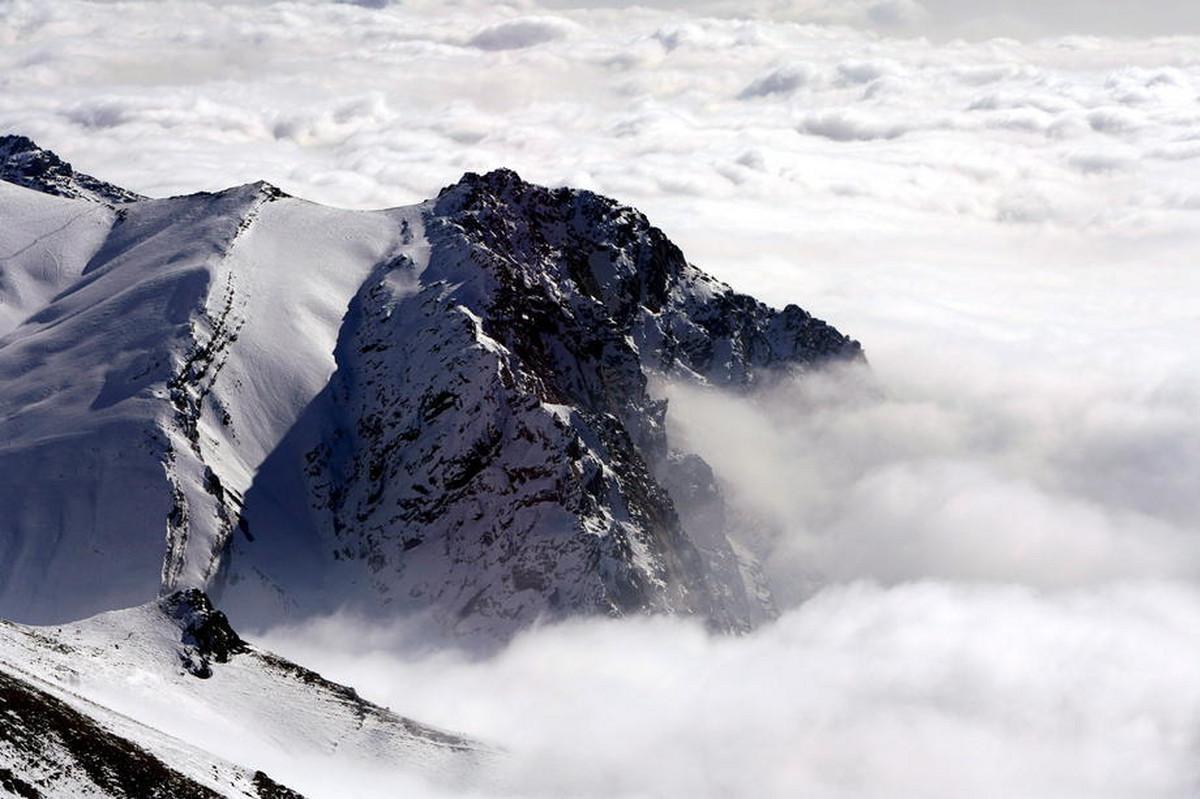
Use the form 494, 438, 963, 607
0, 138, 861, 640
276, 169, 861, 637
160, 588, 248, 678
0, 135, 144, 205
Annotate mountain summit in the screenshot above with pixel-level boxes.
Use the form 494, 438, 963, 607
0, 137, 861, 639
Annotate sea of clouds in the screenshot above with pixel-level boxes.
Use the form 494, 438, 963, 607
3, 0, 1200, 796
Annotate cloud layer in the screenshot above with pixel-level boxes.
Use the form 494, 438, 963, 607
257, 581, 1200, 799
2, 1, 1199, 796
663, 360, 1200, 606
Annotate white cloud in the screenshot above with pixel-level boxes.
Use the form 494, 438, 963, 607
661, 360, 1200, 604
739, 64, 814, 99
467, 16, 579, 51
835, 59, 898, 86
254, 580, 1200, 799
1086, 107, 1143, 135
800, 109, 917, 140
1066, 148, 1137, 174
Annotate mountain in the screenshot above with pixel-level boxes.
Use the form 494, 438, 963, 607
0, 134, 861, 639
0, 589, 489, 798
0, 135, 144, 205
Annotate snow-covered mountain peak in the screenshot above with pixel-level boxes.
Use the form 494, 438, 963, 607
430, 164, 862, 381
0, 135, 862, 643
0, 134, 144, 205
221, 164, 863, 638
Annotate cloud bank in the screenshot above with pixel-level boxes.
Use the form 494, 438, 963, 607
663, 361, 1200, 604
2, 1, 1199, 796
257, 581, 1200, 798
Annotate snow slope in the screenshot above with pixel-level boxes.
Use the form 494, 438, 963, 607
0, 172, 419, 624
0, 135, 860, 639
0, 590, 489, 798
0, 663, 257, 799
0, 181, 114, 334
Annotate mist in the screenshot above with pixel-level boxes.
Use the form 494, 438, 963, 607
254, 579, 1200, 798
662, 359, 1200, 603
248, 338, 1200, 798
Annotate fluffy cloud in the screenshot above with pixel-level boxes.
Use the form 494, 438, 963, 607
799, 110, 917, 141
738, 64, 814, 99
663, 362, 1200, 604
255, 581, 1200, 798
467, 16, 579, 51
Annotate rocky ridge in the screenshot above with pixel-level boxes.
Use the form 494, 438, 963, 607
0, 135, 144, 205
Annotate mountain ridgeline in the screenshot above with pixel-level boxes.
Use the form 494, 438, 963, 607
0, 135, 862, 639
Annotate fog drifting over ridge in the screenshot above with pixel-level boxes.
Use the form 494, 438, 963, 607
3, 0, 1199, 796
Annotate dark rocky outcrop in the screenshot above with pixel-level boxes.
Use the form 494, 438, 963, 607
290, 168, 861, 637
160, 588, 248, 678
0, 134, 144, 205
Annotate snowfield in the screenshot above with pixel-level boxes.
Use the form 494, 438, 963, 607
0, 591, 491, 798
0, 169, 424, 624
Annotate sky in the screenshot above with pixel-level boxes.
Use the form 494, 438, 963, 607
2, 1, 1200, 796
542, 0, 1200, 39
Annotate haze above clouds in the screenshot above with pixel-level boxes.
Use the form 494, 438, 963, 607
2, 1, 1199, 796
542, 0, 1200, 39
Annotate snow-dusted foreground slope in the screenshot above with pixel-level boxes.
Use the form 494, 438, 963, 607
0, 591, 490, 798
0, 134, 860, 639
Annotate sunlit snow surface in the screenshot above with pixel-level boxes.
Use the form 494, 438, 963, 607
0, 599, 491, 798
0, 180, 427, 624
